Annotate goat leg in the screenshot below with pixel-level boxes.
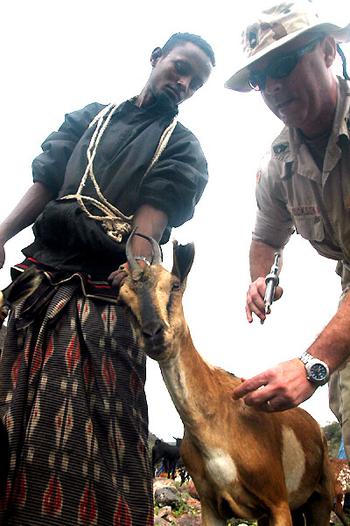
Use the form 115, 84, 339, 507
267, 502, 293, 525
200, 502, 226, 526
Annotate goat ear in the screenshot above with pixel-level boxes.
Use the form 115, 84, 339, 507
172, 242, 195, 283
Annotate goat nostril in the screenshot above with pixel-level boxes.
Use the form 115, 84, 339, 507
142, 321, 164, 339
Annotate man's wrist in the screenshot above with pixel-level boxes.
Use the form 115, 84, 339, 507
299, 352, 329, 386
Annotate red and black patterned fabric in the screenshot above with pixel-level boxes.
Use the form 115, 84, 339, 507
0, 272, 153, 525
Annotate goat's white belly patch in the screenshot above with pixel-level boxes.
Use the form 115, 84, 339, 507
205, 448, 238, 487
282, 426, 306, 494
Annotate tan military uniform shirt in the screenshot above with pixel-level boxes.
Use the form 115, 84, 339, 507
253, 78, 350, 289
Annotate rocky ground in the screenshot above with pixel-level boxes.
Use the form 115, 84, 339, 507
153, 477, 349, 525
153, 477, 258, 525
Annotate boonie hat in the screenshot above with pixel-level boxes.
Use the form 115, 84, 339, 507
225, 1, 350, 92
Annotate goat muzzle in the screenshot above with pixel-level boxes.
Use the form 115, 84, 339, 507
142, 320, 165, 340
140, 320, 167, 358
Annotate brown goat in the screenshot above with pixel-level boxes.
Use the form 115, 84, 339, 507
119, 235, 335, 526
329, 458, 350, 525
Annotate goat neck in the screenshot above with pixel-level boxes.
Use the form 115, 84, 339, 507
161, 330, 241, 440
119, 242, 241, 443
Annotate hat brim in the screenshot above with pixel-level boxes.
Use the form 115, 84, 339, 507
225, 22, 350, 92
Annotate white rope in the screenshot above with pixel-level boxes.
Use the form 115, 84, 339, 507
60, 102, 177, 243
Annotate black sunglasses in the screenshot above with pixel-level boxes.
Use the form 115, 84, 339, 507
248, 37, 322, 91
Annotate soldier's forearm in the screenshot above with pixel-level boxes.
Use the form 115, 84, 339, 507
249, 239, 283, 281
306, 291, 350, 373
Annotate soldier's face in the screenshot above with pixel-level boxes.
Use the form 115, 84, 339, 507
252, 35, 336, 134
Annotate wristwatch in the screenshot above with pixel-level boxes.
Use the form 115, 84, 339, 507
299, 351, 329, 386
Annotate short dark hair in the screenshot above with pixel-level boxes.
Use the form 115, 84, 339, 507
161, 32, 216, 67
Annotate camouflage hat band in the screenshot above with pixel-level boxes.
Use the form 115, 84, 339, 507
225, 2, 350, 92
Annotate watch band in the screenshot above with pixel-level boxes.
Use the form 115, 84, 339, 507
299, 351, 314, 365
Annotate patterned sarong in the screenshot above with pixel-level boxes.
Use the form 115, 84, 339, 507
0, 273, 153, 525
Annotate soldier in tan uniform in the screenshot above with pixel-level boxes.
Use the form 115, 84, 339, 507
225, 2, 350, 458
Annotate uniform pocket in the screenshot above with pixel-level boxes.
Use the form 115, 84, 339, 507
293, 216, 325, 241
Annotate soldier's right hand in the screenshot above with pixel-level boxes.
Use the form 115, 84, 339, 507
245, 277, 283, 323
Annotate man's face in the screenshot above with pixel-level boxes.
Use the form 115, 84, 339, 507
146, 42, 213, 111
249, 35, 336, 134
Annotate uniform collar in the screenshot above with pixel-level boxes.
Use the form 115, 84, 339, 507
334, 77, 350, 139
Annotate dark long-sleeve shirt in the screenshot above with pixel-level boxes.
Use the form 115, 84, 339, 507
23, 99, 208, 278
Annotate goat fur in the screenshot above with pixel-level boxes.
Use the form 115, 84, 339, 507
119, 240, 337, 526
329, 458, 350, 526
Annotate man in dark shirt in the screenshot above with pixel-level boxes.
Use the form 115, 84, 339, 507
0, 33, 214, 525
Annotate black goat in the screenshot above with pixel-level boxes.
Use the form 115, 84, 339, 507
173, 437, 191, 485
152, 438, 180, 479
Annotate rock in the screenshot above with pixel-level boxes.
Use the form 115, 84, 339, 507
176, 513, 202, 525
187, 479, 199, 500
154, 505, 177, 525
154, 517, 171, 525
157, 506, 172, 518
153, 477, 177, 495
184, 497, 200, 511
155, 486, 180, 508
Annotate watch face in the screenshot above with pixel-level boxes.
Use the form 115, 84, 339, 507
309, 362, 328, 382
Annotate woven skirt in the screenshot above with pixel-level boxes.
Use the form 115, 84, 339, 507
0, 280, 153, 525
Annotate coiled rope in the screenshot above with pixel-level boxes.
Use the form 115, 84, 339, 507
60, 102, 177, 242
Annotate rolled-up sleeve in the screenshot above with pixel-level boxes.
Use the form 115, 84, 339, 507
32, 103, 105, 197
253, 156, 294, 248
137, 123, 208, 227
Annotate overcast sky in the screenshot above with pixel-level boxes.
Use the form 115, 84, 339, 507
2, 0, 349, 441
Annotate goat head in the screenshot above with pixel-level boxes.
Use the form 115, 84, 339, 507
119, 235, 194, 361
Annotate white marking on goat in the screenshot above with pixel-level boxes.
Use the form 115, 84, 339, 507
206, 448, 238, 487
161, 355, 189, 408
282, 426, 305, 494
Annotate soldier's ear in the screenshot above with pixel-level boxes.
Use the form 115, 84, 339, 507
323, 36, 336, 68
150, 47, 162, 67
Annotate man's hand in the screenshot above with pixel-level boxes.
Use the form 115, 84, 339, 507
108, 263, 130, 289
232, 358, 317, 411
108, 258, 151, 288
245, 277, 283, 323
